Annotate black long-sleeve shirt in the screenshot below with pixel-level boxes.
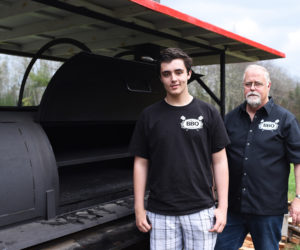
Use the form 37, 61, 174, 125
225, 97, 300, 215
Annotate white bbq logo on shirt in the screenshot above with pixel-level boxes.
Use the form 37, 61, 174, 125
258, 119, 279, 131
180, 115, 203, 131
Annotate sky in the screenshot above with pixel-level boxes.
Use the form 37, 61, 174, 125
161, 0, 300, 80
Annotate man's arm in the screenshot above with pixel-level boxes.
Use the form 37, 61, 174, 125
209, 148, 229, 233
290, 163, 300, 225
133, 156, 151, 232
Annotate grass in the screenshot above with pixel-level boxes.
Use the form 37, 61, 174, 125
288, 164, 296, 201
284, 244, 300, 250
285, 166, 299, 250
286, 165, 300, 250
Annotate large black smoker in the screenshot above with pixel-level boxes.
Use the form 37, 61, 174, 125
0, 49, 165, 249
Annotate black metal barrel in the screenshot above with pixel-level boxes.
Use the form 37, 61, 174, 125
0, 111, 58, 227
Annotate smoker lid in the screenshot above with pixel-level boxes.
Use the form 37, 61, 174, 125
36, 52, 164, 123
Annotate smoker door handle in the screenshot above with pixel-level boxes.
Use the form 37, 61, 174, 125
126, 82, 152, 93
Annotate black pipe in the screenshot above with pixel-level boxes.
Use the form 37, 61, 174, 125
18, 38, 91, 107
189, 51, 221, 58
220, 51, 226, 118
190, 72, 221, 106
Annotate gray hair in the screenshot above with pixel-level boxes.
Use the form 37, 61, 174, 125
243, 64, 271, 86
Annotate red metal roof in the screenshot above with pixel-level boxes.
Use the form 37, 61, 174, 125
131, 0, 285, 58
0, 0, 285, 64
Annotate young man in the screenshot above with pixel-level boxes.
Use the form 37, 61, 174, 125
129, 48, 230, 249
215, 64, 300, 250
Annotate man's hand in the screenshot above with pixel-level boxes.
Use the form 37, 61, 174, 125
135, 209, 152, 233
133, 157, 150, 232
209, 207, 227, 233
211, 148, 228, 233
290, 198, 300, 225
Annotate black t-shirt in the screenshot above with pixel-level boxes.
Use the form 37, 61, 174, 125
225, 98, 300, 215
129, 98, 230, 215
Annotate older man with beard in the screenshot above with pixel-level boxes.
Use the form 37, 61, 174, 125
215, 64, 300, 250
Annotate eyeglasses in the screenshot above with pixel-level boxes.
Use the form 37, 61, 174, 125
243, 81, 265, 89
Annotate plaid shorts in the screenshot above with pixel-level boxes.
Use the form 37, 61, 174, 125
147, 207, 217, 250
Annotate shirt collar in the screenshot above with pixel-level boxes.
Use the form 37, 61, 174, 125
239, 96, 274, 116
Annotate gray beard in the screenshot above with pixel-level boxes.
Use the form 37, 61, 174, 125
246, 92, 261, 108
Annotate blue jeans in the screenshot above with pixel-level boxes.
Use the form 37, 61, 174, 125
215, 212, 283, 250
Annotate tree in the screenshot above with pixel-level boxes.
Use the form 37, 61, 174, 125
22, 59, 61, 106
189, 60, 299, 119
0, 57, 18, 106
288, 83, 300, 121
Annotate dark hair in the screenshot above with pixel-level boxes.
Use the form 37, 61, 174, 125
158, 48, 193, 75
